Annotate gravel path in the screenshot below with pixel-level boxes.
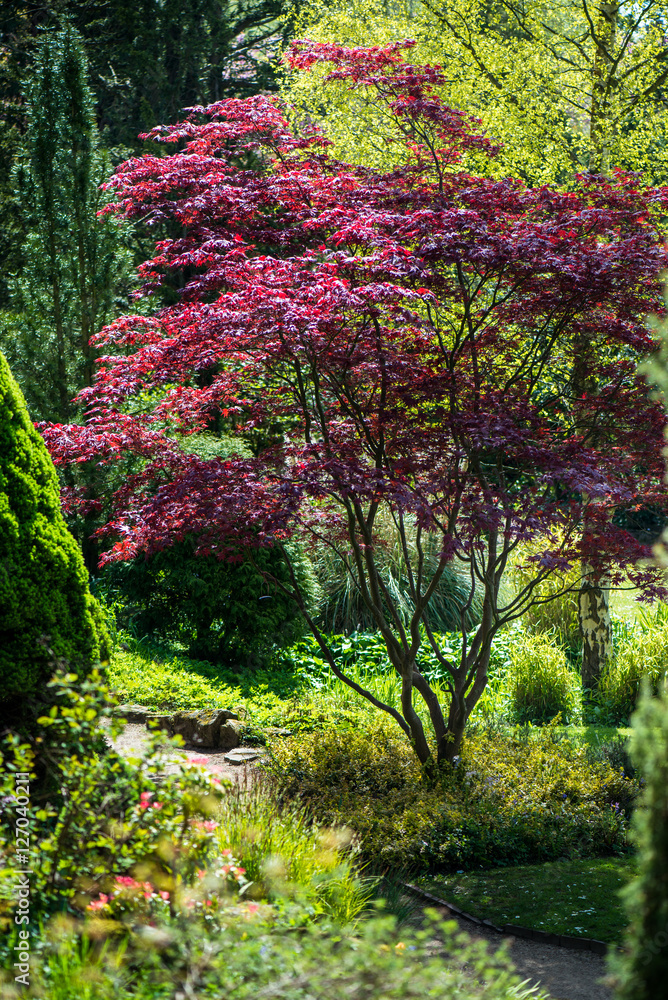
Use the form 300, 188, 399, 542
103, 720, 613, 1000
467, 924, 612, 1000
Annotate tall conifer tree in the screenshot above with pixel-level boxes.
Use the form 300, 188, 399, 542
0, 24, 131, 423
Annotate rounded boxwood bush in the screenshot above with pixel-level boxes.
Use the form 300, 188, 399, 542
0, 351, 110, 702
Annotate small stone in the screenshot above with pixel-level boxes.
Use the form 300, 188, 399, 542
145, 714, 172, 733
218, 719, 243, 750
114, 704, 152, 723
224, 748, 262, 764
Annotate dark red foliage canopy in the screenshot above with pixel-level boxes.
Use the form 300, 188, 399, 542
43, 41, 668, 763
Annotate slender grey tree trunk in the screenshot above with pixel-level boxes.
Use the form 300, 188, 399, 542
579, 563, 613, 690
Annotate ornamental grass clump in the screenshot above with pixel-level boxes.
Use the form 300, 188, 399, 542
597, 618, 668, 723
507, 635, 581, 724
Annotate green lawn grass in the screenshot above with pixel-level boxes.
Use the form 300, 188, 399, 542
419, 856, 636, 942
107, 634, 631, 746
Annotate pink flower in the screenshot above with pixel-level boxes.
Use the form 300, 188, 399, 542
152, 801, 163, 810
159, 891, 170, 901
190, 757, 210, 764
115, 876, 139, 888
221, 849, 232, 857
88, 893, 109, 911
246, 903, 260, 914
139, 792, 152, 810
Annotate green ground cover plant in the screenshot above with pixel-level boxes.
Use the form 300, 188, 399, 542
106, 629, 520, 734
420, 856, 636, 943
4, 911, 547, 1000
267, 723, 637, 870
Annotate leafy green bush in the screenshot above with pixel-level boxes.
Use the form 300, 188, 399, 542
0, 669, 366, 942
597, 616, 668, 723
610, 684, 668, 999
101, 538, 317, 665
267, 722, 637, 870
507, 635, 581, 724
0, 351, 109, 704
4, 910, 545, 1000
0, 671, 226, 927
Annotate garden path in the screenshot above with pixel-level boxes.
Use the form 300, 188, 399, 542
101, 720, 263, 785
104, 721, 612, 1000
462, 923, 611, 1000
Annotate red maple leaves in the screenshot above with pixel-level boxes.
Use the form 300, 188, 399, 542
45, 41, 668, 763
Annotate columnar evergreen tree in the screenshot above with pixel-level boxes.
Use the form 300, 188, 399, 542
610, 683, 668, 997
0, 24, 131, 423
0, 350, 110, 710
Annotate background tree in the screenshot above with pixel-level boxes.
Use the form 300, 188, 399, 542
0, 23, 132, 423
44, 43, 668, 768
283, 0, 668, 687
284, 0, 668, 185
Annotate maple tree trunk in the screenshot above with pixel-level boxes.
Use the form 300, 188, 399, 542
579, 561, 613, 690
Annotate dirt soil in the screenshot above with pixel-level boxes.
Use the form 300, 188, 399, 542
103, 720, 613, 1000
101, 720, 263, 785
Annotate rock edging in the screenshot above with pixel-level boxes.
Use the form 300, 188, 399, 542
113, 705, 242, 750
401, 882, 608, 956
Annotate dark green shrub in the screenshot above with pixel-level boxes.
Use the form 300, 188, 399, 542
102, 539, 317, 664
0, 351, 109, 704
267, 723, 637, 870
610, 684, 668, 999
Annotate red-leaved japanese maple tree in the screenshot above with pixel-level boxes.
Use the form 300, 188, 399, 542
45, 41, 668, 767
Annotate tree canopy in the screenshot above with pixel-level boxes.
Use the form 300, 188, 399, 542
44, 42, 668, 765
283, 0, 668, 184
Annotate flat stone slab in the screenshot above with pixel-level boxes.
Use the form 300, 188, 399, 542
113, 704, 154, 723
224, 748, 264, 764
